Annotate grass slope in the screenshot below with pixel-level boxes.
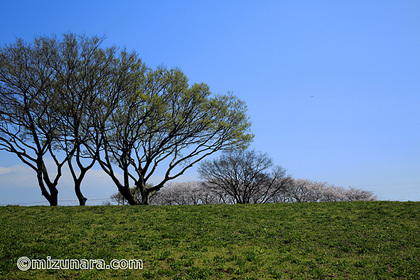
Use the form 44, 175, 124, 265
0, 201, 419, 279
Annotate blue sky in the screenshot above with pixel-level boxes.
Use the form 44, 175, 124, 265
1, 0, 419, 205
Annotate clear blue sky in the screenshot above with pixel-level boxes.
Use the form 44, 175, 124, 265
1, 0, 419, 205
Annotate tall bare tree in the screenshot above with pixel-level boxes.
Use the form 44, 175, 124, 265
198, 150, 290, 204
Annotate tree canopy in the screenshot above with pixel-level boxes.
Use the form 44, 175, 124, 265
0, 33, 254, 205
97, 65, 253, 204
198, 150, 290, 204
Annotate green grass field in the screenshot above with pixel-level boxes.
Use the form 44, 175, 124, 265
0, 201, 419, 279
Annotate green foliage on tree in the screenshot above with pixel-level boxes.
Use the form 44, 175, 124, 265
0, 33, 253, 205
0, 36, 69, 205
99, 66, 253, 204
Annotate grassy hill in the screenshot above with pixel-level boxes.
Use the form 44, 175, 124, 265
0, 201, 419, 279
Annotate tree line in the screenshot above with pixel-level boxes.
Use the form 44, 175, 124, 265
0, 34, 253, 205
110, 150, 377, 205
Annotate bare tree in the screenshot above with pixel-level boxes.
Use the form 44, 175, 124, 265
198, 150, 290, 204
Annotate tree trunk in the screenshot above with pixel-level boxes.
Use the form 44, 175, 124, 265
47, 188, 58, 206
43, 184, 58, 206
139, 185, 150, 205
140, 190, 158, 205
37, 169, 58, 206
141, 190, 154, 205
68, 158, 90, 206
139, 181, 159, 205
75, 180, 87, 206
119, 185, 139, 205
